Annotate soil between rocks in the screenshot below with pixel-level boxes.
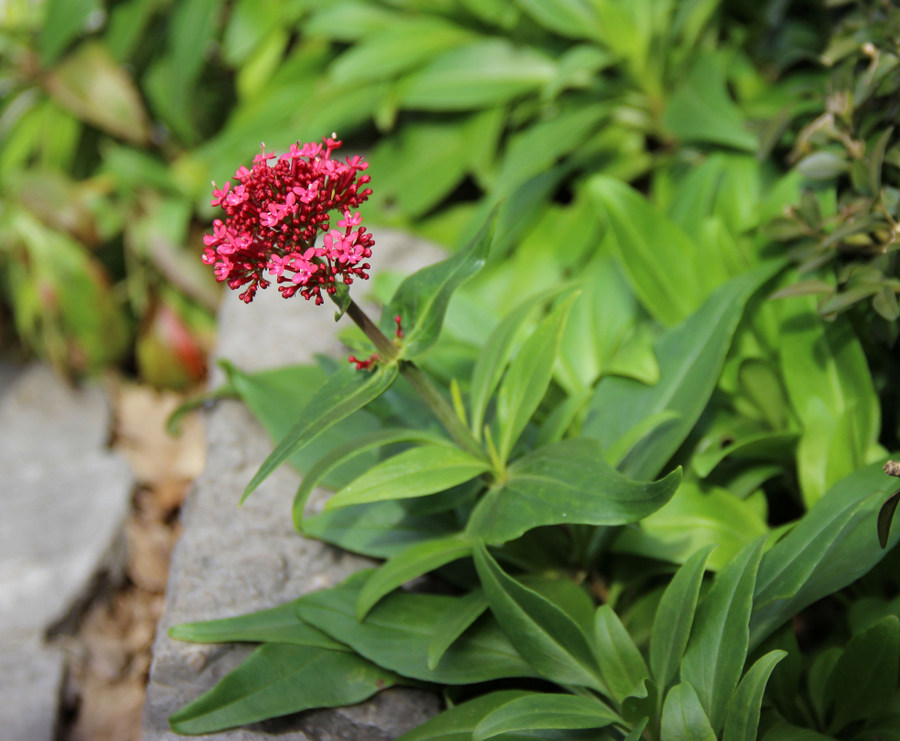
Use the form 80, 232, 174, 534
58, 382, 205, 741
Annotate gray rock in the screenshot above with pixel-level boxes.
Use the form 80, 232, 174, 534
0, 363, 134, 740
142, 229, 446, 740
0, 642, 66, 741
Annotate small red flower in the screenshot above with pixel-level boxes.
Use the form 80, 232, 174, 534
202, 136, 374, 304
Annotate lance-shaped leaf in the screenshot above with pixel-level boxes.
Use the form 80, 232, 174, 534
722, 650, 787, 741
382, 206, 497, 360
681, 538, 765, 732
878, 488, 900, 549
594, 605, 650, 704
221, 361, 383, 491
292, 427, 452, 530
356, 534, 473, 619
396, 690, 532, 741
650, 545, 715, 692
298, 574, 537, 684
469, 286, 568, 439
824, 615, 900, 734
584, 262, 781, 481
241, 363, 398, 504
44, 42, 150, 145
303, 499, 459, 559
473, 545, 605, 691
325, 444, 491, 510
750, 459, 900, 648
398, 39, 557, 110
474, 693, 619, 740
169, 599, 344, 650
467, 438, 681, 545
168, 644, 399, 734
778, 299, 881, 507
660, 682, 716, 741
663, 55, 758, 152
494, 293, 578, 461
588, 176, 702, 325
427, 589, 488, 670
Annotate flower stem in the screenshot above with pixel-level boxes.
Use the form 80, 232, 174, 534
344, 298, 487, 462
399, 361, 488, 461
345, 299, 398, 361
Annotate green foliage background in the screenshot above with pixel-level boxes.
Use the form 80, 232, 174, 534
4, 1, 900, 736
6, 0, 896, 382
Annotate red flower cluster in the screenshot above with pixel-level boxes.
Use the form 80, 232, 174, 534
202, 136, 374, 304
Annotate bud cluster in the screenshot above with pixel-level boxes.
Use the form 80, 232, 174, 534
202, 136, 374, 304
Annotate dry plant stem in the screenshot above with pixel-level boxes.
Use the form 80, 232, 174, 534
345, 298, 487, 462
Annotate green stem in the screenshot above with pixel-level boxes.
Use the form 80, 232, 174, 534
400, 361, 488, 461
344, 299, 487, 462
345, 299, 398, 361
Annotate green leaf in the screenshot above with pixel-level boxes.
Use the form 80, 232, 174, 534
356, 535, 473, 620
796, 151, 849, 180
584, 262, 781, 480
39, 0, 101, 64
663, 55, 757, 152
722, 650, 787, 741
660, 683, 717, 741
325, 444, 491, 510
750, 459, 900, 648
303, 499, 459, 559
469, 287, 567, 439
399, 39, 557, 110
383, 207, 497, 360
474, 693, 619, 740
427, 589, 488, 671
473, 545, 605, 691
494, 106, 609, 196
396, 690, 532, 741
142, 0, 221, 144
467, 438, 681, 545
169, 599, 345, 650
555, 256, 658, 395
369, 122, 471, 218
622, 677, 658, 726
513, 0, 602, 40
693, 430, 797, 479
615, 482, 768, 571
44, 42, 150, 145
328, 19, 473, 85
588, 175, 699, 324
168, 644, 398, 734
594, 605, 650, 704
778, 299, 881, 507
241, 363, 398, 504
298, 574, 537, 684
495, 293, 578, 461
166, 384, 235, 436
878, 489, 900, 549
221, 361, 382, 488
3, 211, 131, 374
292, 427, 451, 530
605, 411, 682, 469
304, 1, 405, 41
681, 538, 765, 732
650, 545, 715, 692
824, 616, 900, 734
624, 718, 650, 741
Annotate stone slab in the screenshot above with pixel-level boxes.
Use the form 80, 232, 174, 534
0, 642, 66, 741
0, 362, 134, 740
143, 229, 445, 740
0, 365, 134, 640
